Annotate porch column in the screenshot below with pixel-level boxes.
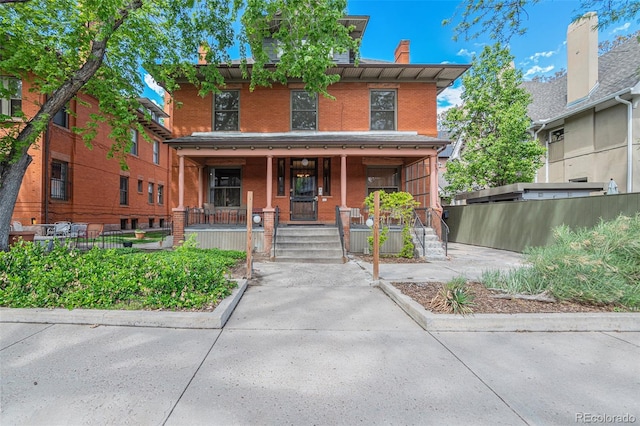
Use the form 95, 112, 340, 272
266, 155, 273, 209
197, 166, 204, 208
178, 154, 185, 209
340, 154, 347, 208
428, 154, 440, 211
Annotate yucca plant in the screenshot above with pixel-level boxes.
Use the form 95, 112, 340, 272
431, 277, 475, 315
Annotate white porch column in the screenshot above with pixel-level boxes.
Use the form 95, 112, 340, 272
428, 154, 439, 209
197, 166, 204, 208
266, 155, 273, 209
178, 154, 185, 209
340, 154, 347, 208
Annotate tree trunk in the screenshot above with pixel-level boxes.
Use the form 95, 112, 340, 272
0, 153, 33, 251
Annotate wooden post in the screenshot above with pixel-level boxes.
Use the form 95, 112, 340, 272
373, 190, 380, 281
246, 191, 253, 279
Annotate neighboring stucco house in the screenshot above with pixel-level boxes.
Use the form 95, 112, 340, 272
2, 75, 173, 231
525, 14, 640, 193
164, 15, 469, 255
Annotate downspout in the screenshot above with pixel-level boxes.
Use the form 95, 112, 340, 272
533, 121, 548, 183
615, 95, 633, 193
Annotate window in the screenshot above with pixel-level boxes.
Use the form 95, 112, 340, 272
51, 161, 70, 200
131, 218, 138, 229
323, 158, 331, 195
120, 176, 129, 205
277, 158, 285, 196
148, 182, 154, 204
0, 77, 21, 117
52, 106, 69, 128
291, 91, 317, 130
153, 141, 159, 164
550, 128, 564, 143
130, 129, 138, 155
209, 167, 241, 207
370, 90, 396, 130
148, 218, 155, 228
157, 184, 164, 205
214, 91, 239, 131
366, 167, 400, 195
137, 179, 143, 193
120, 219, 128, 230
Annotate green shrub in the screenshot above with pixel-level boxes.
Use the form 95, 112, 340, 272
364, 191, 418, 258
481, 214, 640, 310
431, 276, 474, 315
0, 240, 245, 311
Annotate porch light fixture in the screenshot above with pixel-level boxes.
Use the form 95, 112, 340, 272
323, 145, 328, 149
287, 146, 292, 150
250, 146, 255, 150
301, 158, 309, 166
268, 146, 273, 150
305, 145, 310, 149
253, 214, 262, 224
378, 145, 383, 149
214, 146, 218, 150
232, 146, 237, 150
195, 146, 200, 150
360, 145, 365, 149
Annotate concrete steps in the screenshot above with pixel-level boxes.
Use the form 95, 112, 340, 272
414, 227, 448, 260
273, 226, 346, 264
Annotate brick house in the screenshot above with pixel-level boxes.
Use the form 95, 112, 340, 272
4, 76, 172, 231
166, 15, 468, 257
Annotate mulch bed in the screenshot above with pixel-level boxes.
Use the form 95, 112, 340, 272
393, 281, 620, 314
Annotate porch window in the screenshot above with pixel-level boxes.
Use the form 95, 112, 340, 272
291, 90, 317, 130
0, 77, 22, 117
120, 176, 129, 205
51, 161, 70, 201
323, 158, 331, 195
209, 167, 242, 207
370, 90, 396, 130
366, 167, 399, 195
277, 158, 285, 196
214, 91, 239, 131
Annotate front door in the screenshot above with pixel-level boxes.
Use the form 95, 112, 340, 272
290, 158, 317, 221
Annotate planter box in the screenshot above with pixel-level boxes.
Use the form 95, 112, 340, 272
9, 231, 36, 246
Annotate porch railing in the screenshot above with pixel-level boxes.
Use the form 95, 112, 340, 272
335, 205, 345, 258
185, 206, 263, 227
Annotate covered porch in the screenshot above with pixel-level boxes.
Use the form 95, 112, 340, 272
166, 131, 446, 254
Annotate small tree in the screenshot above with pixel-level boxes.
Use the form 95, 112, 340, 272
363, 191, 418, 258
442, 43, 546, 199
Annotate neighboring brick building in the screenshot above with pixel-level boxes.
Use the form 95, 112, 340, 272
4, 76, 172, 231
165, 15, 469, 253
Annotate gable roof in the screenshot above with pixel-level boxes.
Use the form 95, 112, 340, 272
524, 37, 640, 125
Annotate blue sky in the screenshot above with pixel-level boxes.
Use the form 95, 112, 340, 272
142, 0, 640, 115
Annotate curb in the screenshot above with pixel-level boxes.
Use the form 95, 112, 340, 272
0, 279, 248, 330
377, 280, 640, 332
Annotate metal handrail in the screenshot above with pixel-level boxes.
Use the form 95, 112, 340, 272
335, 206, 345, 258
271, 206, 280, 259
426, 207, 449, 257
412, 210, 427, 257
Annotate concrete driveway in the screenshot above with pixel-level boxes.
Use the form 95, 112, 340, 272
1, 252, 639, 425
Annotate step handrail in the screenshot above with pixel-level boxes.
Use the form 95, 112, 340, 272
335, 206, 346, 258
271, 206, 280, 259
426, 207, 449, 257
412, 210, 427, 257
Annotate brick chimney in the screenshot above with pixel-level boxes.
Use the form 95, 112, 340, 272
394, 40, 410, 64
198, 45, 208, 65
567, 12, 598, 104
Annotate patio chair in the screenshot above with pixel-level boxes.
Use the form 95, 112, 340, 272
47, 221, 72, 238
350, 208, 364, 225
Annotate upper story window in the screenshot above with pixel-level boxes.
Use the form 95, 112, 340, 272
291, 91, 317, 130
214, 91, 239, 131
550, 128, 564, 143
0, 77, 22, 117
52, 105, 69, 128
153, 141, 159, 164
130, 129, 138, 155
148, 182, 154, 204
370, 90, 396, 131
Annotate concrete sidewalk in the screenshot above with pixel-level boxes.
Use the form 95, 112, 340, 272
1, 244, 639, 424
